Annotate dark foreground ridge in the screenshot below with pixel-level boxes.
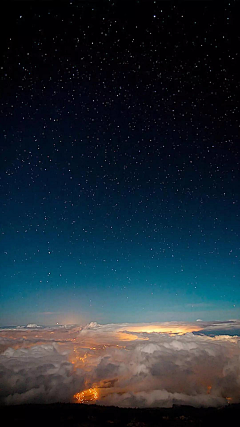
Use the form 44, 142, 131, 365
2, 403, 240, 427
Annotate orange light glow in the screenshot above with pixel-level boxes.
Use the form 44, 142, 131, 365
125, 324, 203, 335
207, 386, 212, 394
117, 332, 143, 341
78, 353, 88, 363
74, 387, 99, 403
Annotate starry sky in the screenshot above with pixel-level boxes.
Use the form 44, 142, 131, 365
0, 1, 239, 326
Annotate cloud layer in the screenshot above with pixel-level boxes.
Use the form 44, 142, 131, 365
0, 343, 84, 405
1, 321, 240, 407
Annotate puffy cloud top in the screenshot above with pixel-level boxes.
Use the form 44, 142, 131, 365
1, 321, 240, 407
0, 344, 84, 405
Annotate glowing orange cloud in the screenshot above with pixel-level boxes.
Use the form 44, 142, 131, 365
74, 388, 99, 403
117, 332, 145, 341
124, 323, 203, 335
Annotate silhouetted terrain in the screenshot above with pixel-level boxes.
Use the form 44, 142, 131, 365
2, 403, 240, 427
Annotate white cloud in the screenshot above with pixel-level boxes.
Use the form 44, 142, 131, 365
0, 344, 84, 405
1, 321, 240, 407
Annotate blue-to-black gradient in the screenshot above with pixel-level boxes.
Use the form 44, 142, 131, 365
1, 1, 239, 326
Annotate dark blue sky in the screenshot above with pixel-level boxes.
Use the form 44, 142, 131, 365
1, 1, 239, 325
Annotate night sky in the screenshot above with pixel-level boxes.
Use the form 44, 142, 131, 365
1, 1, 239, 326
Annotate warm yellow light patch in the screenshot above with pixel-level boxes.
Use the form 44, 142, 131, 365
70, 352, 88, 367
117, 332, 143, 341
74, 387, 99, 403
125, 324, 202, 335
78, 353, 88, 363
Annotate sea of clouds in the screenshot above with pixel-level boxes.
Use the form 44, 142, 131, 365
1, 320, 240, 407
